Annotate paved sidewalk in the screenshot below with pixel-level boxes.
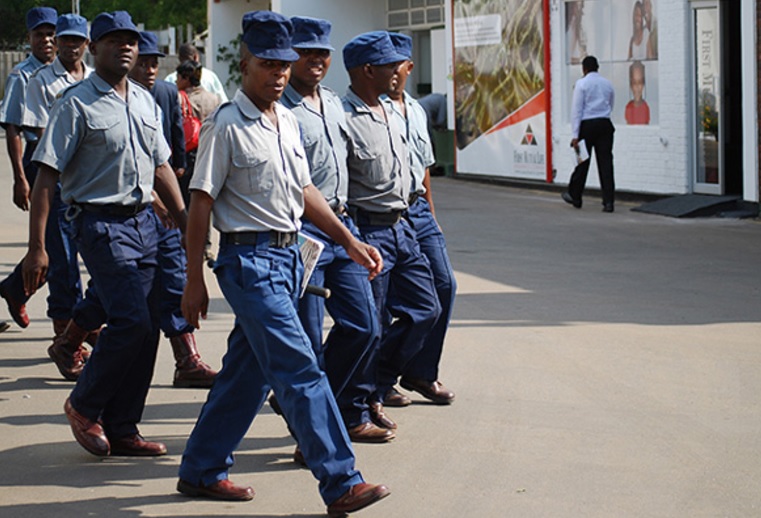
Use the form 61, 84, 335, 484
1, 135, 760, 517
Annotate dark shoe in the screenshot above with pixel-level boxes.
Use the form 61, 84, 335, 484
64, 397, 109, 456
602, 203, 614, 213
268, 393, 283, 416
109, 433, 167, 456
369, 402, 397, 430
177, 478, 255, 501
382, 387, 411, 407
0, 283, 29, 328
0, 321, 9, 333
562, 191, 582, 209
400, 378, 455, 405
170, 333, 217, 388
327, 482, 391, 517
348, 421, 395, 443
293, 446, 307, 468
48, 321, 90, 381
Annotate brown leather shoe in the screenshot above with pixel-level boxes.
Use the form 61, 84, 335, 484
293, 446, 307, 468
48, 341, 86, 381
177, 478, 255, 501
383, 387, 411, 407
0, 284, 29, 328
400, 377, 455, 405
64, 397, 109, 456
369, 402, 397, 430
348, 421, 395, 443
109, 433, 167, 456
327, 482, 390, 516
170, 333, 217, 388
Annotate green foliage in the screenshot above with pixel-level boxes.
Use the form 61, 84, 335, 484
0, 0, 207, 50
216, 33, 242, 89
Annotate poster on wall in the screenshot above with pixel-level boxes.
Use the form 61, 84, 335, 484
452, 0, 548, 180
564, 0, 659, 127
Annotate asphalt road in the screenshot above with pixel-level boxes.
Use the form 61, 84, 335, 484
1, 139, 760, 517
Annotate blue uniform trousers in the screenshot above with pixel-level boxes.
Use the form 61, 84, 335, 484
178, 237, 362, 505
398, 198, 457, 381
0, 181, 83, 321
69, 207, 193, 337
356, 217, 441, 399
68, 209, 161, 439
298, 217, 380, 428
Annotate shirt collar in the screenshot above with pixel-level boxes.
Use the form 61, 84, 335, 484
233, 89, 263, 121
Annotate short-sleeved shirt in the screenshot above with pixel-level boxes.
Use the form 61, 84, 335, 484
189, 89, 312, 234
32, 74, 170, 206
384, 92, 434, 196
0, 54, 47, 142
24, 57, 93, 129
342, 88, 410, 213
281, 83, 349, 208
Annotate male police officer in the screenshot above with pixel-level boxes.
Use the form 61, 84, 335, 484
23, 11, 187, 457
0, 7, 57, 329
22, 13, 92, 369
280, 16, 392, 443
383, 33, 456, 405
342, 31, 441, 411
177, 11, 389, 515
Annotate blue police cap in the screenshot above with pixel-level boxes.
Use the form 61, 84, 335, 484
241, 11, 299, 62
291, 16, 335, 51
56, 14, 88, 39
26, 7, 57, 31
138, 31, 165, 57
343, 31, 407, 70
388, 32, 412, 60
90, 11, 139, 43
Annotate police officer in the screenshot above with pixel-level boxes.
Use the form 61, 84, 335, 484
341, 31, 441, 410
22, 14, 92, 371
0, 6, 57, 329
280, 16, 391, 443
383, 33, 456, 405
23, 11, 187, 457
176, 11, 389, 515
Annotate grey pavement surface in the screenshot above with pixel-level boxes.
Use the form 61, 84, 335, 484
1, 138, 760, 517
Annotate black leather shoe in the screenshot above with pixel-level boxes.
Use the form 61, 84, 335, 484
293, 446, 307, 468
562, 191, 582, 209
602, 203, 614, 213
177, 479, 255, 501
400, 378, 455, 405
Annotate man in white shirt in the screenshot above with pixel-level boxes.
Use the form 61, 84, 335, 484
164, 42, 228, 103
562, 55, 616, 212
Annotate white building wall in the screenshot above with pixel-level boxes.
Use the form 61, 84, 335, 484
551, 0, 691, 196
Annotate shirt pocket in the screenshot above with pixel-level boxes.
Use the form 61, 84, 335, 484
139, 114, 160, 150
85, 115, 125, 153
231, 152, 274, 194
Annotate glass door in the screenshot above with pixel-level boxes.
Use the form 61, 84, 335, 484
692, 1, 723, 194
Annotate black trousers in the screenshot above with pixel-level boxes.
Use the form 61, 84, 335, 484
569, 118, 615, 206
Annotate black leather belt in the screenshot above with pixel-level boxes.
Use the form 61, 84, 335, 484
352, 207, 403, 226
80, 203, 148, 217
220, 231, 298, 248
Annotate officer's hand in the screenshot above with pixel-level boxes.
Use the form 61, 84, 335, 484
22, 248, 48, 297
346, 240, 383, 281
13, 178, 31, 211
152, 199, 176, 229
181, 278, 208, 329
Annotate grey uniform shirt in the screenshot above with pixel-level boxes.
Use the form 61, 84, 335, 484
32, 74, 170, 206
384, 92, 434, 196
0, 54, 46, 142
190, 89, 312, 234
342, 87, 410, 213
24, 57, 93, 129
281, 83, 348, 208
